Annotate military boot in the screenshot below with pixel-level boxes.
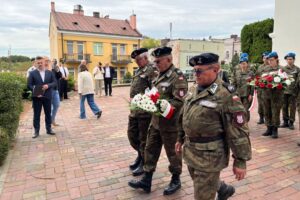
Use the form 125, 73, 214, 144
129, 152, 142, 170
163, 174, 181, 195
128, 172, 153, 193
217, 181, 235, 200
132, 159, 144, 176
262, 126, 273, 136
280, 120, 289, 128
257, 114, 264, 124
272, 127, 278, 139
289, 121, 295, 130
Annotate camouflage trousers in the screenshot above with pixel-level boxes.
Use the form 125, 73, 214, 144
263, 90, 283, 127
257, 89, 264, 116
240, 97, 251, 122
282, 94, 297, 122
127, 114, 151, 159
188, 166, 220, 200
143, 125, 182, 174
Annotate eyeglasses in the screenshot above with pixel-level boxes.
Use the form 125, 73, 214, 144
193, 68, 212, 76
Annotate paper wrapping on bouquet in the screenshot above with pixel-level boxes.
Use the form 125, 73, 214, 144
145, 87, 160, 103
248, 90, 257, 112
161, 102, 174, 119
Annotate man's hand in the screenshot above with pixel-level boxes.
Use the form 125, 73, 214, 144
37, 95, 43, 98
175, 142, 182, 155
42, 84, 49, 90
233, 167, 246, 181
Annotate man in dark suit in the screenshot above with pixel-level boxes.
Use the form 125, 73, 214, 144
28, 56, 57, 138
103, 63, 115, 96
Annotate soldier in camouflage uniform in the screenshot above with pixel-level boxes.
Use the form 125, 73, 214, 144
255, 52, 270, 124
128, 47, 188, 195
232, 57, 254, 121
296, 66, 300, 146
261, 52, 283, 139
175, 53, 252, 200
127, 48, 157, 176
280, 52, 300, 130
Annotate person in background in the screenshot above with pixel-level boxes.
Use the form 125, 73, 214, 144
59, 60, 69, 100
93, 62, 104, 97
51, 59, 62, 126
26, 58, 36, 78
103, 63, 115, 96
78, 65, 102, 119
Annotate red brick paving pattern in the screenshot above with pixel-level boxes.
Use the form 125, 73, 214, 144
0, 86, 300, 200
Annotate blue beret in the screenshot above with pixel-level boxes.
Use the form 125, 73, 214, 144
262, 51, 271, 57
189, 53, 219, 67
284, 52, 296, 59
240, 53, 249, 59
151, 47, 172, 58
267, 51, 278, 59
131, 48, 148, 59
239, 57, 248, 63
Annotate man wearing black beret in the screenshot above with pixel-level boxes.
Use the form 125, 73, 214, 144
176, 53, 252, 200
129, 46, 188, 195
127, 48, 156, 176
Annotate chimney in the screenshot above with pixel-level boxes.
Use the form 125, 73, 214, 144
129, 14, 137, 30
93, 12, 100, 18
51, 2, 55, 12
73, 5, 84, 16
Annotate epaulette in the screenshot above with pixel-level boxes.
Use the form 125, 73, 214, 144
222, 82, 236, 93
175, 68, 183, 75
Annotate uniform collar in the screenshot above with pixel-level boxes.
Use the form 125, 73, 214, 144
191, 78, 222, 102
155, 64, 174, 85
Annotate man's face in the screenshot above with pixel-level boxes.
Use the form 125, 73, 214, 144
194, 65, 218, 87
239, 62, 248, 70
154, 56, 170, 72
36, 59, 44, 70
268, 57, 278, 67
135, 55, 148, 67
286, 57, 295, 66
263, 57, 268, 65
43, 58, 50, 70
81, 60, 87, 65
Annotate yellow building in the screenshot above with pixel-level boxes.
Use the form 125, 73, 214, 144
49, 2, 143, 82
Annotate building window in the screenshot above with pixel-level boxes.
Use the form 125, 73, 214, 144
77, 41, 84, 60
120, 44, 126, 55
120, 67, 126, 79
133, 44, 138, 50
186, 55, 194, 66
93, 42, 103, 55
226, 51, 230, 59
112, 44, 118, 61
67, 41, 73, 55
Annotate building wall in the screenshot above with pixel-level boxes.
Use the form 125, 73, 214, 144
271, 0, 300, 66
224, 38, 241, 64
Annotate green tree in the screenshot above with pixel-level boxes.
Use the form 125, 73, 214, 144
241, 18, 273, 63
141, 38, 160, 49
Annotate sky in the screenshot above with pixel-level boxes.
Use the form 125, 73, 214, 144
0, 0, 275, 57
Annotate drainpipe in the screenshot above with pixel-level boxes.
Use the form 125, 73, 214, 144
61, 33, 64, 61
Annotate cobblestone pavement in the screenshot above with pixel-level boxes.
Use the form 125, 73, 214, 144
0, 86, 300, 200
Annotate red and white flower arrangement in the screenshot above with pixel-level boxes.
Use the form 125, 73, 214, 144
130, 87, 174, 119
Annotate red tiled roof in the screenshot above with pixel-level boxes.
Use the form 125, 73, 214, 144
52, 12, 142, 38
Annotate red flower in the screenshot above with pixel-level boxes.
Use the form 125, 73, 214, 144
150, 93, 160, 103
246, 77, 252, 83
255, 76, 261, 80
277, 83, 283, 90
255, 81, 260, 86
267, 83, 273, 88
259, 83, 265, 88
265, 75, 273, 82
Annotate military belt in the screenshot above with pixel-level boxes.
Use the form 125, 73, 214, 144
187, 135, 223, 143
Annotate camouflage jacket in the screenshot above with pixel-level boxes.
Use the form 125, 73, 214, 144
282, 65, 300, 95
151, 65, 188, 131
261, 65, 284, 98
178, 78, 252, 171
232, 69, 254, 97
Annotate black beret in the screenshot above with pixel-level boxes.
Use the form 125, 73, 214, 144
151, 47, 172, 58
131, 48, 148, 59
189, 53, 219, 67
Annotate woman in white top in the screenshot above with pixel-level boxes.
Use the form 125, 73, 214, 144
93, 62, 104, 97
78, 65, 102, 119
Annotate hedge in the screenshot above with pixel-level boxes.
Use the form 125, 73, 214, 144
0, 72, 25, 164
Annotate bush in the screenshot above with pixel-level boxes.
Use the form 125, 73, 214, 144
123, 72, 132, 83
67, 74, 75, 92
0, 72, 24, 164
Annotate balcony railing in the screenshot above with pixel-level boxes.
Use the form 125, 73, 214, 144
63, 54, 91, 63
111, 55, 132, 64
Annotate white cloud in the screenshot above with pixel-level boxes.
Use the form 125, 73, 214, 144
0, 0, 275, 57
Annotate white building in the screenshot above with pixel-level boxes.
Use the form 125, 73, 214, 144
223, 35, 241, 64
270, 0, 300, 66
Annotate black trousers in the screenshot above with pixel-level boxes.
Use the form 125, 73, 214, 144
32, 97, 52, 133
104, 78, 113, 95
59, 79, 68, 99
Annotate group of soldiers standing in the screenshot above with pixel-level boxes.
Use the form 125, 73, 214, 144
126, 46, 252, 200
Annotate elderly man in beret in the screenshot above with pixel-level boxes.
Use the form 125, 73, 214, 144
281, 52, 300, 130
127, 48, 157, 176
175, 53, 252, 200
128, 46, 188, 195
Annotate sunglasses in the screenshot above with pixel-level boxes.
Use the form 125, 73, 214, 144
193, 68, 212, 76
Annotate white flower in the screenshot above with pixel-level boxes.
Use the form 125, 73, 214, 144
285, 80, 291, 86
274, 76, 281, 83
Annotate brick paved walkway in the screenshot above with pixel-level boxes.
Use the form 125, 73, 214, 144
0, 86, 300, 200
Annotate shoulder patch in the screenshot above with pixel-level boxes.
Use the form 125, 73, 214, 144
222, 82, 236, 93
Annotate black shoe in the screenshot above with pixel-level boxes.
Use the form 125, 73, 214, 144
132, 161, 144, 176
262, 126, 273, 136
96, 111, 102, 119
271, 127, 278, 139
163, 174, 181, 195
32, 132, 39, 139
128, 172, 153, 193
280, 120, 289, 128
105, 94, 108, 96
297, 142, 300, 147
289, 121, 295, 130
47, 130, 56, 135
109, 94, 112, 96
217, 181, 235, 200
129, 154, 142, 170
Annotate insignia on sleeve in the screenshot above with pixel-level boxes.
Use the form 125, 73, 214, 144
208, 83, 218, 94
178, 89, 186, 97
232, 112, 245, 127
179, 76, 184, 80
